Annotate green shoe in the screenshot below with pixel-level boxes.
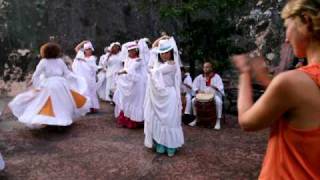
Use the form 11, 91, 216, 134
167, 148, 176, 157
156, 144, 165, 154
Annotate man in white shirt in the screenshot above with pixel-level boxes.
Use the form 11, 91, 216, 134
189, 62, 224, 130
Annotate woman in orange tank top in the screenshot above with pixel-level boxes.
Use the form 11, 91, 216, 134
233, 0, 320, 179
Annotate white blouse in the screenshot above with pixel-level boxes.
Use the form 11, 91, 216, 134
32, 58, 71, 86
192, 74, 225, 96
155, 62, 177, 87
106, 53, 123, 77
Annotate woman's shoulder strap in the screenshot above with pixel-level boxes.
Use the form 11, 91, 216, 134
297, 64, 320, 87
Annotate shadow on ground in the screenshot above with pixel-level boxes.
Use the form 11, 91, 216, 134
0, 101, 268, 180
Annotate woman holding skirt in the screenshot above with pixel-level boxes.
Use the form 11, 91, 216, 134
144, 37, 184, 157
72, 41, 99, 113
9, 42, 90, 129
113, 41, 147, 128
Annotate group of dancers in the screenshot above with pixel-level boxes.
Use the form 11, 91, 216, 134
5, 35, 224, 159
2, 0, 320, 177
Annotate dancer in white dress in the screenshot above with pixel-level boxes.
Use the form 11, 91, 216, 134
96, 46, 111, 101
113, 41, 147, 128
144, 37, 184, 157
9, 42, 90, 129
105, 42, 123, 102
72, 41, 99, 113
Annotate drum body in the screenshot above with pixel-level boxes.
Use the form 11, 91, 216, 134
195, 93, 216, 128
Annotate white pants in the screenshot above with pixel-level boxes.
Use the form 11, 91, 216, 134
192, 95, 223, 119
184, 93, 192, 115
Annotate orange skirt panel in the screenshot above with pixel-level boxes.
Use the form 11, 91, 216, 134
38, 97, 55, 117
70, 90, 87, 108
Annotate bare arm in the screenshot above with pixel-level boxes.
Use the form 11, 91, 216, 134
238, 73, 293, 131
237, 72, 254, 118
75, 40, 88, 53
233, 55, 293, 131
152, 36, 170, 48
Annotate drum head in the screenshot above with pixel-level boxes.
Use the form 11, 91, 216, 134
196, 93, 214, 102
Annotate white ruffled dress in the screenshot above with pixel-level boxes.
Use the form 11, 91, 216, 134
72, 51, 100, 109
9, 58, 90, 128
144, 61, 184, 149
105, 53, 123, 101
113, 57, 147, 123
96, 53, 109, 100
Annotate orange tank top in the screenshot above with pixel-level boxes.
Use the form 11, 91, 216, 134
259, 64, 320, 180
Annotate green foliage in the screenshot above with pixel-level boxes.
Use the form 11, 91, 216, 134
160, 0, 245, 74
4, 0, 48, 49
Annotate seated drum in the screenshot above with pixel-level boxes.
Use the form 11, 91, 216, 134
195, 92, 216, 128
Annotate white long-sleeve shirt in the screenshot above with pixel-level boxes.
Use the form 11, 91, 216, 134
192, 74, 224, 97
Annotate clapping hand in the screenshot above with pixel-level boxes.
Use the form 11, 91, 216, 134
232, 54, 271, 87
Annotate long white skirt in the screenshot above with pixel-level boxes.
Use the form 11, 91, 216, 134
96, 71, 108, 101
113, 76, 145, 122
84, 77, 100, 109
105, 74, 117, 102
144, 86, 184, 149
9, 76, 90, 128
0, 153, 4, 171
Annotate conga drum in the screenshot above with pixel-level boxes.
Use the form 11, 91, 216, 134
195, 93, 216, 128
181, 92, 187, 113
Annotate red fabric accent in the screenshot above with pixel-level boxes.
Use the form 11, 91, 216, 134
205, 73, 215, 86
117, 111, 143, 129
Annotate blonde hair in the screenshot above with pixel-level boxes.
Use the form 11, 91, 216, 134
282, 0, 320, 39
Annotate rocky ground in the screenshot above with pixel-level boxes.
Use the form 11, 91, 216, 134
0, 101, 268, 180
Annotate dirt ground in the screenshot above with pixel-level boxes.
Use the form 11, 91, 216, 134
0, 102, 268, 180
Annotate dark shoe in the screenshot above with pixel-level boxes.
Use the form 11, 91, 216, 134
90, 108, 98, 113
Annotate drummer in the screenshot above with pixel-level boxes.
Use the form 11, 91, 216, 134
189, 62, 224, 130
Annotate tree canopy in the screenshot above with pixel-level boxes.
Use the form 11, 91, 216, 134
160, 0, 246, 75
